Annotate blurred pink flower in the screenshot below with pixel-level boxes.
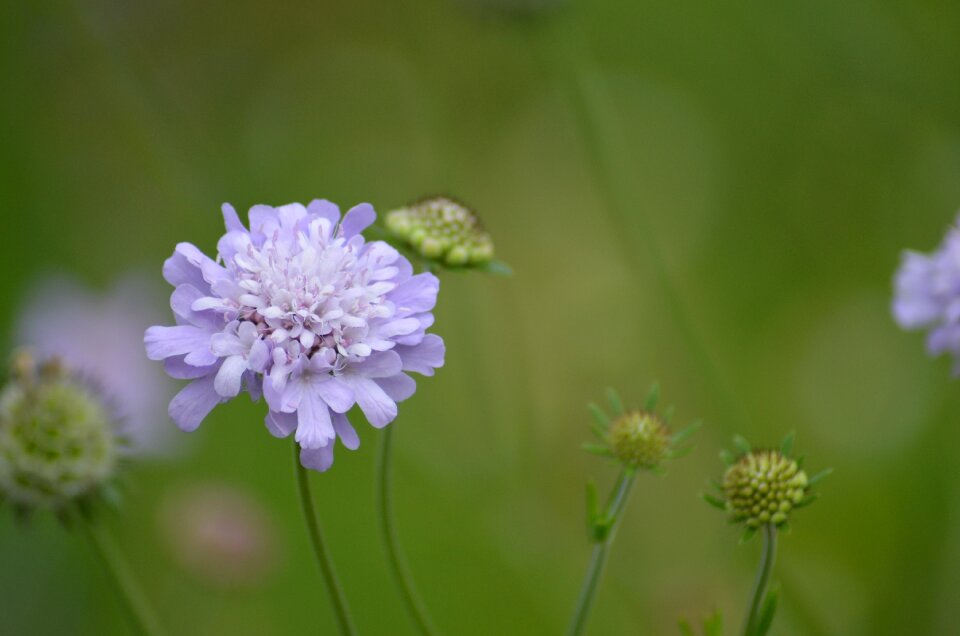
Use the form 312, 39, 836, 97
158, 483, 279, 589
15, 275, 177, 454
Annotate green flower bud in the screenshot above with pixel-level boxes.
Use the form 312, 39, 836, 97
722, 450, 808, 528
0, 352, 119, 511
607, 410, 670, 469
385, 197, 495, 267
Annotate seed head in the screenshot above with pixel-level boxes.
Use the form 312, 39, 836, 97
607, 410, 670, 469
722, 450, 808, 528
0, 351, 119, 511
385, 197, 494, 267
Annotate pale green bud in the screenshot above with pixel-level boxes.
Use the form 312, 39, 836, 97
722, 450, 808, 528
0, 352, 119, 511
385, 197, 495, 267
607, 410, 670, 469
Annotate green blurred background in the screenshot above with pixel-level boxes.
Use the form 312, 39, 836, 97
3, 0, 960, 634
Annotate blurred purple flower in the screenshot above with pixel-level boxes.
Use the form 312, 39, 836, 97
893, 214, 960, 372
158, 482, 279, 589
16, 276, 176, 454
145, 200, 445, 471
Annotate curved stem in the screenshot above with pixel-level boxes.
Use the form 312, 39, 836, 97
566, 469, 637, 636
83, 518, 164, 636
377, 423, 439, 636
293, 442, 357, 636
742, 524, 778, 636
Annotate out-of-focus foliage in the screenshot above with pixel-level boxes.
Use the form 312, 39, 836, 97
2, 0, 960, 634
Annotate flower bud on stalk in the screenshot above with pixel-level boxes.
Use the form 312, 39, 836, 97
0, 350, 120, 516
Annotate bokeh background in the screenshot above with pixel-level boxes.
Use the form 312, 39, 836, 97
3, 0, 960, 634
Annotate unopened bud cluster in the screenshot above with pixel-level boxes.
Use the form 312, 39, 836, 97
0, 352, 119, 511
385, 197, 494, 267
722, 450, 807, 527
608, 411, 670, 469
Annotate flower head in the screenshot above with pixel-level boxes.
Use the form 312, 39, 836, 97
144, 200, 445, 471
584, 384, 698, 472
385, 197, 494, 267
892, 213, 960, 372
705, 434, 829, 538
0, 351, 120, 512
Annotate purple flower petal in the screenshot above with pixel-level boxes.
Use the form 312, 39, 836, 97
345, 376, 397, 428
168, 375, 221, 432
300, 443, 335, 472
340, 203, 376, 238
307, 199, 341, 226
395, 334, 445, 376
145, 325, 213, 361
265, 410, 297, 438
332, 413, 359, 450
221, 203, 246, 233
376, 373, 417, 402
295, 389, 336, 449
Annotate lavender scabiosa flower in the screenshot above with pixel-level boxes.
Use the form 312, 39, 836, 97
144, 200, 445, 472
892, 214, 960, 372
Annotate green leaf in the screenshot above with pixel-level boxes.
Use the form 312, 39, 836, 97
755, 586, 779, 636
587, 403, 611, 436
794, 493, 819, 509
780, 431, 795, 457
703, 610, 724, 636
644, 382, 660, 411
677, 619, 695, 636
478, 259, 513, 276
605, 388, 624, 415
668, 445, 695, 460
672, 420, 701, 444
581, 442, 612, 456
732, 435, 751, 455
807, 468, 833, 486
740, 526, 758, 544
719, 449, 736, 466
702, 493, 727, 511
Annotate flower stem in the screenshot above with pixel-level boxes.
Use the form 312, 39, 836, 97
377, 423, 439, 636
566, 468, 637, 636
293, 442, 357, 636
82, 517, 164, 636
742, 524, 778, 636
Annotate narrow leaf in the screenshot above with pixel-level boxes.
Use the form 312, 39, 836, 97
703, 611, 724, 636
587, 402, 610, 431
807, 468, 833, 486
780, 431, 795, 457
672, 420, 701, 444
702, 493, 727, 511
644, 382, 660, 411
740, 526, 758, 544
605, 387, 624, 415
732, 435, 751, 455
719, 449, 736, 466
581, 442, 612, 456
677, 619, 695, 636
755, 586, 779, 636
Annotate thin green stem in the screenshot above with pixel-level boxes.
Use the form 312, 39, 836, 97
293, 442, 357, 636
83, 518, 164, 636
742, 524, 778, 636
566, 468, 637, 636
377, 423, 439, 636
